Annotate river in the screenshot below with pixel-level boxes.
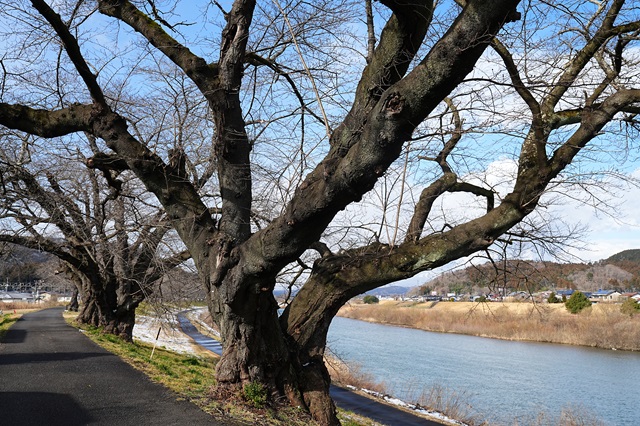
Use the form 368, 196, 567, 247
327, 317, 640, 425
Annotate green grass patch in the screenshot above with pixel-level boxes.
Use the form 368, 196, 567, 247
0, 313, 20, 339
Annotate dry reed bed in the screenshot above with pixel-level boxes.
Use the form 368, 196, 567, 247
325, 355, 482, 425
0, 301, 61, 312
338, 301, 640, 351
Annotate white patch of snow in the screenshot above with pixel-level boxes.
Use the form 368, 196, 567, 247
133, 314, 200, 355
356, 387, 467, 425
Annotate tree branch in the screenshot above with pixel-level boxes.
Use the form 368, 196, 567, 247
97, 0, 219, 93
245, 53, 327, 127
541, 0, 628, 114
0, 103, 93, 138
549, 89, 640, 176
247, 0, 521, 279
31, 0, 107, 104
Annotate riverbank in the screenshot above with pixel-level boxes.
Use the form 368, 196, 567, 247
337, 300, 640, 351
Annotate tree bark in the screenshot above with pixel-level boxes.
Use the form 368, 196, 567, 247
75, 276, 137, 341
66, 286, 80, 312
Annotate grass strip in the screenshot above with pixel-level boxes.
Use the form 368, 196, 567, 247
0, 313, 20, 340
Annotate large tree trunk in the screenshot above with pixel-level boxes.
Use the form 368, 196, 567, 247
77, 299, 136, 340
209, 269, 338, 424
215, 312, 337, 425
296, 358, 337, 425
75, 277, 138, 342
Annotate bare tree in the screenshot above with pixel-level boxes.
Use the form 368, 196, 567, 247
0, 1, 639, 424
0, 134, 188, 340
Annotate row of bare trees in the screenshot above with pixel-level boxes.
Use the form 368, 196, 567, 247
0, 133, 189, 338
0, 0, 639, 424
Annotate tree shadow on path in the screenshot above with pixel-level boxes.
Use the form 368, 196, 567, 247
0, 391, 94, 426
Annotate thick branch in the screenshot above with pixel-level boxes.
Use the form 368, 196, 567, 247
285, 200, 525, 356
405, 172, 457, 243
242, 0, 521, 282
86, 152, 129, 172
86, 110, 216, 277
450, 182, 495, 212
209, 0, 256, 246
552, 104, 640, 129
0, 103, 92, 138
0, 234, 77, 267
331, 0, 434, 151
548, 89, 640, 176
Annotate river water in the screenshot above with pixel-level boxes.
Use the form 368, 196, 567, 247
327, 317, 640, 425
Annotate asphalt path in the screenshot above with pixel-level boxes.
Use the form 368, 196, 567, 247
0, 308, 220, 426
177, 311, 441, 426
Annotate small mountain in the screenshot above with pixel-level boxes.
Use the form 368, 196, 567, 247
607, 249, 640, 263
366, 286, 411, 297
412, 248, 640, 295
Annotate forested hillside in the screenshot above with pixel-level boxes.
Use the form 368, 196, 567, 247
0, 244, 66, 290
412, 250, 640, 296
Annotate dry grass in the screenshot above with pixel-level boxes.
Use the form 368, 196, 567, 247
325, 355, 483, 425
1, 301, 64, 312
415, 384, 485, 425
339, 301, 640, 350
0, 312, 20, 339
325, 355, 387, 395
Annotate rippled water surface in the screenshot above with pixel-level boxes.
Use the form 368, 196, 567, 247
327, 316, 640, 425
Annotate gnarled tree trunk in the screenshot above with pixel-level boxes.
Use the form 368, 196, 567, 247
75, 275, 139, 342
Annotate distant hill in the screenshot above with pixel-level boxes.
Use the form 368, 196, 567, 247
366, 286, 411, 297
1, 244, 53, 265
411, 248, 640, 296
607, 249, 640, 263
0, 244, 68, 291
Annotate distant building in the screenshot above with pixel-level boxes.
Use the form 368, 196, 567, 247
0, 291, 36, 304
555, 289, 575, 299
39, 292, 72, 303
590, 289, 622, 302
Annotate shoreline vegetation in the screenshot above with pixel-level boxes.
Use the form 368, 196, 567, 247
337, 300, 640, 351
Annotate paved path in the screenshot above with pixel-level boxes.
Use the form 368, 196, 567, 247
178, 311, 441, 426
0, 308, 221, 426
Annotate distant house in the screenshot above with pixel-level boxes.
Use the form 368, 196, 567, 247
0, 291, 36, 304
590, 289, 622, 302
39, 292, 72, 303
488, 293, 503, 302
555, 289, 575, 300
